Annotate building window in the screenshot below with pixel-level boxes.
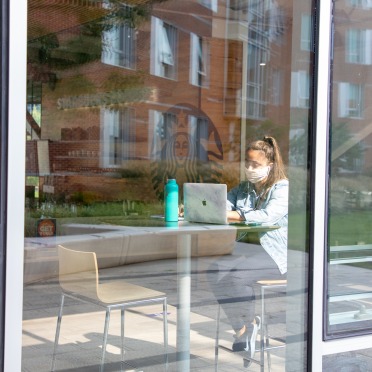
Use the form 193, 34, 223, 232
190, 33, 209, 87
338, 82, 364, 118
150, 110, 177, 160
151, 17, 177, 80
290, 71, 310, 108
188, 115, 209, 161
301, 14, 312, 51
199, 0, 217, 12
102, 7, 136, 69
348, 0, 372, 8
26, 80, 42, 140
346, 29, 372, 65
271, 69, 283, 106
246, 43, 268, 119
100, 108, 135, 167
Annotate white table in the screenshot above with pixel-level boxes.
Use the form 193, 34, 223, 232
152, 222, 279, 371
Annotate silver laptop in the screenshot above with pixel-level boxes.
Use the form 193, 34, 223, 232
183, 183, 228, 224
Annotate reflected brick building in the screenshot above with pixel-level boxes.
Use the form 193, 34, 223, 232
26, 0, 294, 204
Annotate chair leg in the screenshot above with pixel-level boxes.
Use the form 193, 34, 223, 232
120, 308, 125, 372
214, 304, 221, 372
100, 308, 111, 372
51, 293, 65, 372
260, 287, 265, 372
163, 298, 169, 370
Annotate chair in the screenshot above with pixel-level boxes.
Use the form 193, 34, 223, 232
215, 279, 287, 372
51, 245, 168, 372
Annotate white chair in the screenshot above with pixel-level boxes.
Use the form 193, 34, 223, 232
215, 279, 287, 372
51, 245, 168, 372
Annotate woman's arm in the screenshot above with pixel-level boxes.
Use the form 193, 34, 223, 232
226, 183, 247, 221
242, 181, 288, 224
227, 210, 243, 221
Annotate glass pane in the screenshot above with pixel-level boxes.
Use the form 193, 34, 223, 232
323, 349, 372, 370
23, 0, 313, 370
326, 1, 372, 338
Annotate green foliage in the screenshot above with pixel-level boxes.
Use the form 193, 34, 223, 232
70, 191, 101, 206
119, 168, 145, 178
102, 71, 145, 91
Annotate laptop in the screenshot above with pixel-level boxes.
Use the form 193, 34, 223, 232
183, 183, 228, 224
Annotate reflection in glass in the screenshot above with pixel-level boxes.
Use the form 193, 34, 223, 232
327, 1, 372, 338
24, 0, 313, 370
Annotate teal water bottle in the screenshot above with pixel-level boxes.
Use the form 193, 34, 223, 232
165, 179, 179, 222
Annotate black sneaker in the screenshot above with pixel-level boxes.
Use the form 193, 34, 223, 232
232, 334, 248, 352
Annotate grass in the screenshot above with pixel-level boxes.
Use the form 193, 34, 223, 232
25, 200, 372, 247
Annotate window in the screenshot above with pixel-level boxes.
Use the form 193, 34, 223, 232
271, 69, 283, 106
246, 43, 268, 119
244, 1, 270, 119
102, 7, 136, 69
150, 110, 177, 160
290, 71, 310, 108
26, 81, 42, 140
346, 29, 372, 65
190, 33, 209, 87
348, 0, 372, 8
188, 115, 209, 161
301, 14, 312, 51
151, 17, 177, 79
199, 0, 217, 12
338, 82, 364, 118
100, 108, 135, 167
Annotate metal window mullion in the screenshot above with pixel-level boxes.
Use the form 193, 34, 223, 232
311, 0, 333, 370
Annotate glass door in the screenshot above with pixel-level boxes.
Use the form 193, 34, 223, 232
22, 1, 314, 370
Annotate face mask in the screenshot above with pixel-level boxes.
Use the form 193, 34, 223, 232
245, 165, 271, 184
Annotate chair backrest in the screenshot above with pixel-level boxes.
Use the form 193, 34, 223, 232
58, 245, 100, 301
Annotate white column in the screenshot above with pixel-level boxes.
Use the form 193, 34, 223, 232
5, 0, 28, 371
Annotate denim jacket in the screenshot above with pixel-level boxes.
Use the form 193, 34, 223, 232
227, 179, 288, 274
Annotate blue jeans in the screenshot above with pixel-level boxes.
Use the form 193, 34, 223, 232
207, 242, 286, 332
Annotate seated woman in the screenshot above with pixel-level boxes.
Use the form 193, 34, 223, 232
209, 136, 288, 356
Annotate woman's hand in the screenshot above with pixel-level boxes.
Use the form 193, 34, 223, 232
227, 210, 243, 221
178, 204, 184, 217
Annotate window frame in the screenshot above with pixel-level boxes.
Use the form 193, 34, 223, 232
151, 17, 178, 80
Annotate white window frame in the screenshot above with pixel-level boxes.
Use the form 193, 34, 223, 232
348, 0, 372, 9
271, 69, 283, 106
346, 29, 372, 65
338, 82, 364, 118
290, 70, 310, 108
190, 33, 209, 87
150, 17, 177, 79
101, 9, 136, 70
301, 13, 312, 51
149, 110, 176, 160
188, 115, 209, 161
100, 108, 135, 167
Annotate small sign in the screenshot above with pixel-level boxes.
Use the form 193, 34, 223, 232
37, 218, 56, 237
43, 185, 55, 193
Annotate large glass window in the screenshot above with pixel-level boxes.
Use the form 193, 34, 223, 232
326, 0, 372, 343
23, 1, 314, 371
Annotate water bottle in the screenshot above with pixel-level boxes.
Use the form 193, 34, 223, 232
165, 179, 179, 222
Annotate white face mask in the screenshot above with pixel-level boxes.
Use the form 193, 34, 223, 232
245, 165, 271, 184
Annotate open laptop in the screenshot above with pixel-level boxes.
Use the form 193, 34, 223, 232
183, 183, 228, 224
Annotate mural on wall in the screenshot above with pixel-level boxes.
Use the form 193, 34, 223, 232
150, 103, 224, 201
